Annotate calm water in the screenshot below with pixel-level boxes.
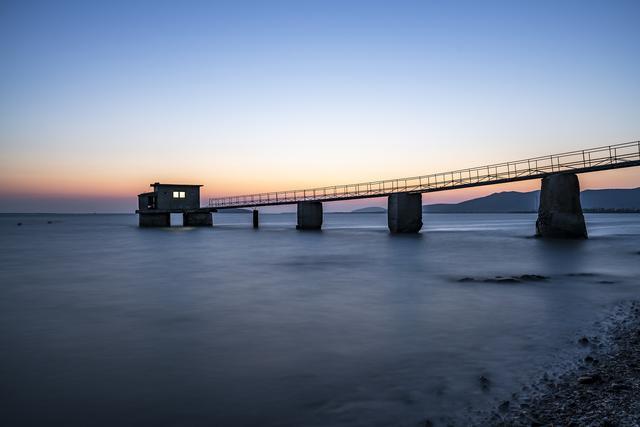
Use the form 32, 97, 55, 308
1, 213, 639, 426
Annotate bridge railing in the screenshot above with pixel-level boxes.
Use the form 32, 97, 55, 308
209, 141, 640, 208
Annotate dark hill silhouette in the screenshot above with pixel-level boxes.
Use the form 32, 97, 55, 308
423, 188, 640, 213
352, 207, 387, 213
581, 188, 640, 210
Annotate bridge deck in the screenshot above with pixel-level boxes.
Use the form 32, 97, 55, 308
209, 141, 640, 209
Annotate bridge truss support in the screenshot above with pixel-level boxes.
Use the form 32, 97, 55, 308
388, 192, 423, 233
297, 201, 323, 230
139, 212, 170, 227
536, 173, 587, 239
253, 210, 259, 228
183, 212, 213, 227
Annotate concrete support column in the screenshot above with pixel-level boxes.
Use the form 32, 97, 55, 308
388, 192, 423, 233
183, 212, 213, 227
296, 201, 323, 230
139, 212, 170, 227
253, 210, 259, 228
536, 173, 588, 238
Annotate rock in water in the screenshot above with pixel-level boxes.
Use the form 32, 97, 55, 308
479, 375, 491, 390
535, 173, 588, 239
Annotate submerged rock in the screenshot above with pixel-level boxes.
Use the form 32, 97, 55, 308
484, 276, 521, 284
460, 274, 550, 284
519, 274, 549, 281
479, 375, 491, 391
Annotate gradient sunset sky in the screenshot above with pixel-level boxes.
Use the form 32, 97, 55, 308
1, 0, 639, 212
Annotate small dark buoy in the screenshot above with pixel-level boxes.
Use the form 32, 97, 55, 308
17, 222, 22, 226
47, 220, 53, 224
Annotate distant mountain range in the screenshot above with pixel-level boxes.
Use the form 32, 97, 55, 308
423, 188, 640, 213
351, 207, 387, 213
347, 188, 640, 214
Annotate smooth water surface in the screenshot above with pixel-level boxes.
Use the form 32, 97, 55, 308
1, 213, 639, 426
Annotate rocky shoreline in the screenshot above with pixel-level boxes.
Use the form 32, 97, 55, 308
474, 301, 640, 426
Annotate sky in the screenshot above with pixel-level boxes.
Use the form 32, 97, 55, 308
0, 0, 639, 213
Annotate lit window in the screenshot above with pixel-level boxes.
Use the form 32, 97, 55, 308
179, 191, 185, 198
173, 191, 186, 199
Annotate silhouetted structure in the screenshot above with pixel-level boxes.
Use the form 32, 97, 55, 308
137, 141, 640, 236
137, 183, 212, 227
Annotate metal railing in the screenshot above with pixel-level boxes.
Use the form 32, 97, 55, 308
209, 140, 640, 209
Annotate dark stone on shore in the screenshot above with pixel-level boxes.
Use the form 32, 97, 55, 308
458, 277, 475, 282
609, 382, 631, 391
584, 356, 594, 363
577, 374, 601, 384
498, 400, 510, 413
578, 336, 589, 346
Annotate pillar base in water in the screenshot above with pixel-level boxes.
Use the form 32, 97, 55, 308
253, 210, 259, 228
296, 201, 323, 230
536, 173, 587, 239
183, 212, 213, 227
388, 193, 423, 233
139, 212, 170, 227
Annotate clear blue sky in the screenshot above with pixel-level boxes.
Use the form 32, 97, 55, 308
1, 0, 638, 212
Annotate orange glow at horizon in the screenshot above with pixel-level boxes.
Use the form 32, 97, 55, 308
1, 163, 638, 206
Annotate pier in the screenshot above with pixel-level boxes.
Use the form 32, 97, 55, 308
137, 141, 640, 237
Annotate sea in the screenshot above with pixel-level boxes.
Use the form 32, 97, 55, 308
1, 212, 639, 426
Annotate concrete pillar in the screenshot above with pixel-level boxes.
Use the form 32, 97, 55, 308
139, 212, 170, 227
536, 173, 588, 239
183, 212, 213, 227
253, 210, 259, 228
296, 201, 323, 230
388, 192, 423, 233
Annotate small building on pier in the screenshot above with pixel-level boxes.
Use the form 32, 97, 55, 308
138, 182, 202, 211
137, 183, 213, 227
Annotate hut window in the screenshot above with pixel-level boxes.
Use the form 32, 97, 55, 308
172, 191, 186, 199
